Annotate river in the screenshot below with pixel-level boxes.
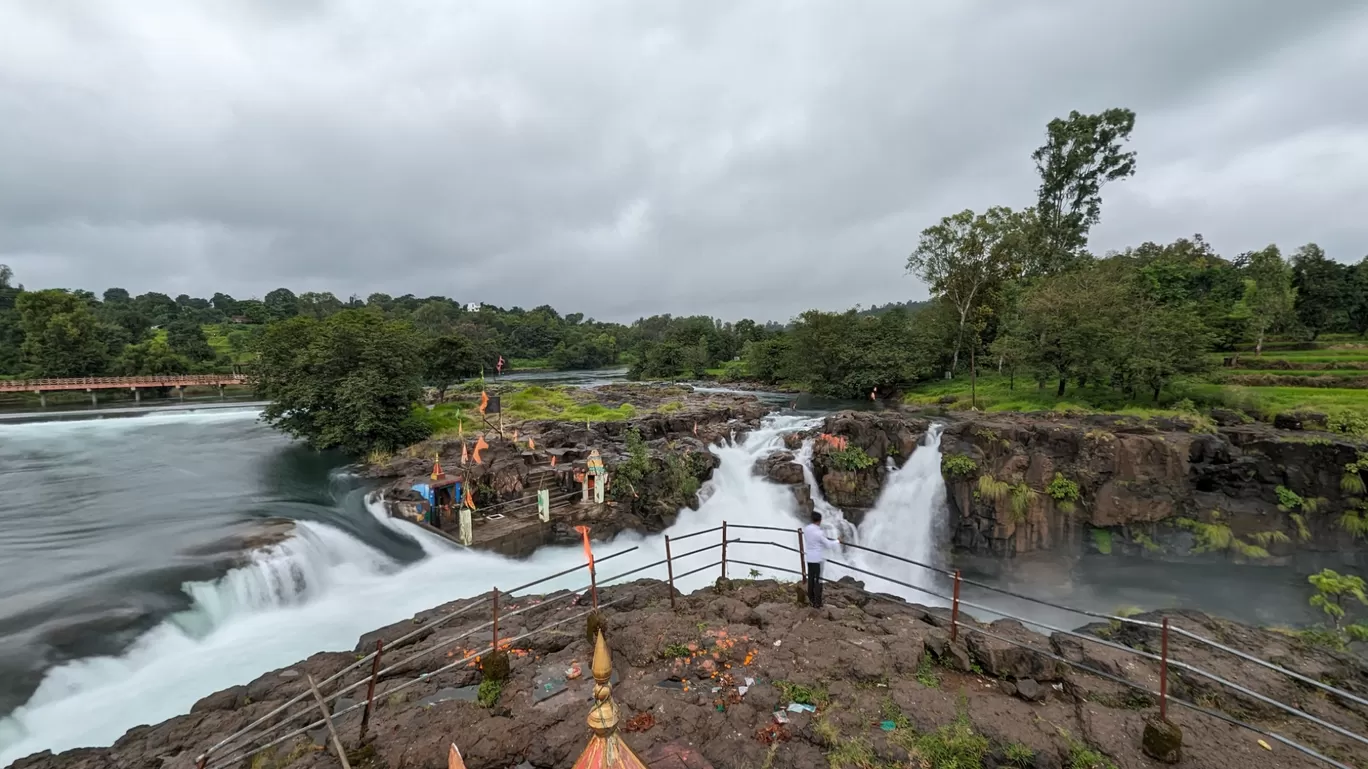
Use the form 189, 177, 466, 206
0, 389, 1323, 766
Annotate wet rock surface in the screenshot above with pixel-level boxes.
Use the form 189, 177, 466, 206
803, 409, 1368, 564
16, 580, 1366, 769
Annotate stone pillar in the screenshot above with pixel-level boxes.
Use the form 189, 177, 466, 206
218, 384, 225, 400
594, 475, 605, 504
177, 386, 185, 401
88, 389, 97, 406
132, 388, 141, 403
36, 391, 45, 409
459, 508, 473, 547
1142, 716, 1182, 763
582, 479, 589, 504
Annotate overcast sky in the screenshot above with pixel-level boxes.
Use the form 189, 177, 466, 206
2, 1, 1366, 323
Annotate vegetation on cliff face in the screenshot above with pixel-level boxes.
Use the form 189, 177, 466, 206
609, 427, 706, 521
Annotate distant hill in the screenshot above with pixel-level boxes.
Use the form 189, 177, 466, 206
854, 300, 931, 317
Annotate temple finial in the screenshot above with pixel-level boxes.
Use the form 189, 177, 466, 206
586, 630, 619, 735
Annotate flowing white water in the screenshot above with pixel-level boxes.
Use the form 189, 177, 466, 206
0, 413, 823, 764
792, 439, 858, 542
847, 423, 948, 602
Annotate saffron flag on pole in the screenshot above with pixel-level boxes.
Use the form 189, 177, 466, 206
448, 744, 468, 769
473, 435, 489, 464
478, 391, 489, 414
461, 442, 469, 465
573, 525, 594, 571
463, 483, 476, 511
496, 355, 505, 374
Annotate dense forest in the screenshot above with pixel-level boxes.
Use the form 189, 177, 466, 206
5, 107, 1368, 453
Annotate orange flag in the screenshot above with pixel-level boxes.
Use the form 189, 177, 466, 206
550, 454, 558, 467
448, 744, 467, 769
528, 437, 536, 450
478, 391, 489, 414
463, 483, 476, 510
473, 435, 489, 465
573, 525, 594, 570
461, 442, 469, 464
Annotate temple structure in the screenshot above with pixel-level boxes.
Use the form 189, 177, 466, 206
571, 631, 648, 769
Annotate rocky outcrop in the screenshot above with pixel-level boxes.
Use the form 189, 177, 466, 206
367, 385, 772, 535
806, 410, 1368, 564
16, 580, 1366, 769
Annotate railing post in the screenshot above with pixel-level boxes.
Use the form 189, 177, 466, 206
1160, 616, 1170, 720
492, 588, 501, 651
590, 562, 599, 609
950, 569, 962, 643
664, 535, 677, 610
358, 639, 384, 744
720, 522, 728, 580
797, 528, 807, 582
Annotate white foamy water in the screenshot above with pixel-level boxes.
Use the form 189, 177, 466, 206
0, 413, 834, 764
793, 439, 858, 542
843, 423, 949, 603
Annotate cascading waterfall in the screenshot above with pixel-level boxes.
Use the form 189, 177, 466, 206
792, 439, 858, 542
0, 413, 824, 765
847, 423, 948, 602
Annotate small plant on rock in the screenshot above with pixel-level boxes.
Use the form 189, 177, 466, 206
1046, 472, 1081, 513
915, 651, 941, 688
662, 642, 691, 659
941, 453, 978, 479
1004, 742, 1036, 768
829, 445, 877, 471
1009, 482, 1035, 522
976, 474, 1010, 503
477, 678, 503, 708
1275, 485, 1305, 512
1307, 569, 1368, 648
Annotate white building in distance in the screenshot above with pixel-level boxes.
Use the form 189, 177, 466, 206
465, 302, 481, 312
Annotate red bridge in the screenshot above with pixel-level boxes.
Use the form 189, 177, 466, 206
0, 374, 250, 404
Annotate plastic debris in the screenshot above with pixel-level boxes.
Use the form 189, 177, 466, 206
773, 710, 790, 724
565, 662, 583, 680
880, 720, 896, 731
787, 703, 816, 713
1258, 739, 1272, 751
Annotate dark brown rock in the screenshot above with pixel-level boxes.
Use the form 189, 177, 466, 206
1141, 715, 1183, 763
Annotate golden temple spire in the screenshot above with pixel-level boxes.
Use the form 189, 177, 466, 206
572, 631, 649, 769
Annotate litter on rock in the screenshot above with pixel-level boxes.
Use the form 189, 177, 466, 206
565, 662, 583, 680
772, 711, 790, 724
786, 703, 816, 713
880, 720, 896, 731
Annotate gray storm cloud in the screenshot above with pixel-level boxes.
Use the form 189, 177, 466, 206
1, 0, 1365, 322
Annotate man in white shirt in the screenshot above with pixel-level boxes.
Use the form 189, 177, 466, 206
802, 512, 841, 608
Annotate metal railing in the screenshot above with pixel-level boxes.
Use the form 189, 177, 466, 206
195, 521, 1367, 769
0, 375, 250, 393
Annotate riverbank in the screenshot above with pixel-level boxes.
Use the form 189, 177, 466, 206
11, 577, 1366, 769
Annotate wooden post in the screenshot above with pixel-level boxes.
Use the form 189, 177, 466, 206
797, 528, 807, 582
1160, 617, 1170, 720
358, 639, 384, 744
306, 675, 353, 769
492, 588, 501, 651
950, 570, 962, 643
720, 522, 729, 581
664, 535, 677, 610
590, 562, 599, 609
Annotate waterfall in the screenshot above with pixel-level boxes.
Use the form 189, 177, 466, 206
792, 439, 858, 542
848, 424, 948, 602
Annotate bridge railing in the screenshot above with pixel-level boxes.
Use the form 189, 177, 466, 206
195, 521, 1366, 769
0, 374, 251, 393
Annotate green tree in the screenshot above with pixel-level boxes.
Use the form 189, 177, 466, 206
997, 264, 1127, 396
1346, 257, 1368, 337
1291, 243, 1345, 340
906, 207, 1018, 376
1032, 108, 1137, 270
1243, 245, 1296, 356
424, 333, 480, 399
15, 290, 111, 377
263, 288, 300, 321
166, 319, 216, 363
255, 310, 428, 455
1307, 569, 1368, 645
0, 264, 12, 289
1119, 303, 1213, 401
111, 338, 191, 376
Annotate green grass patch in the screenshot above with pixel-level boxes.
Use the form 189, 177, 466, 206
499, 385, 636, 422
508, 357, 550, 371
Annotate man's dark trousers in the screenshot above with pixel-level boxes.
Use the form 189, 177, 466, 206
806, 562, 823, 608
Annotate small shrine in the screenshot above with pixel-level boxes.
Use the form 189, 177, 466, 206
571, 631, 649, 769
410, 457, 461, 528
581, 449, 608, 504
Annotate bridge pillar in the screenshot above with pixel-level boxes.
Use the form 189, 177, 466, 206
132, 387, 141, 403
88, 389, 97, 406
218, 384, 225, 400
35, 391, 45, 409
177, 386, 185, 401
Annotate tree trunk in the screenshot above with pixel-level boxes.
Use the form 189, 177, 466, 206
970, 344, 977, 409
1153, 384, 1162, 402
1057, 377, 1067, 397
